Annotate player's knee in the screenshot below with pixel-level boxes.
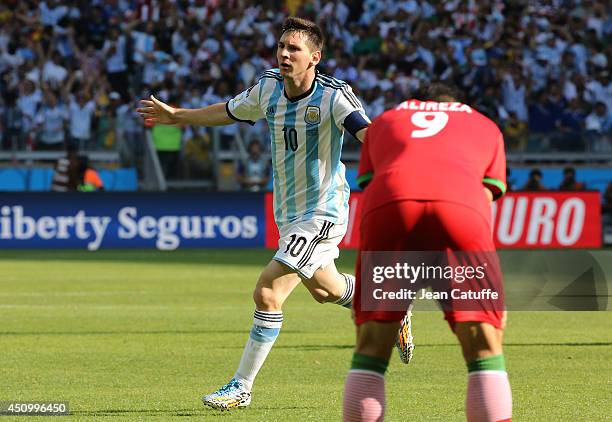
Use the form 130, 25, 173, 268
253, 285, 282, 310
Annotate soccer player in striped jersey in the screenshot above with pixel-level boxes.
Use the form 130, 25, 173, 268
138, 17, 410, 410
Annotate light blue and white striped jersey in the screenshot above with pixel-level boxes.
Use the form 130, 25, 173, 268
227, 69, 369, 227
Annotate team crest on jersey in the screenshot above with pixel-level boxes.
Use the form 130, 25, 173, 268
304, 106, 321, 125
266, 106, 275, 116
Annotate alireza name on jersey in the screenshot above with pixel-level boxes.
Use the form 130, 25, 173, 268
395, 101, 473, 113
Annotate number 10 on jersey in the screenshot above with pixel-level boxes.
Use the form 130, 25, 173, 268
283, 127, 298, 151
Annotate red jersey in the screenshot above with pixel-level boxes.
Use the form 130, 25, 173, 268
357, 100, 506, 222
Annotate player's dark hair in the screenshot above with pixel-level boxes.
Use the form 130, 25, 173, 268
281, 17, 324, 52
415, 83, 463, 102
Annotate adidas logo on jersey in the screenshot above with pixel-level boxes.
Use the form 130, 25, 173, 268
266, 106, 275, 116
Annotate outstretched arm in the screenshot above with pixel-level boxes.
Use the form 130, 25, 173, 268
137, 95, 234, 126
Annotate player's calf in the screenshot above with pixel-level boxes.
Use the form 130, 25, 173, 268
455, 321, 503, 362
455, 322, 512, 422
303, 269, 355, 308
344, 321, 399, 422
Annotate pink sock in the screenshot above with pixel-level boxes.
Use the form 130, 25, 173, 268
466, 371, 512, 422
343, 370, 385, 422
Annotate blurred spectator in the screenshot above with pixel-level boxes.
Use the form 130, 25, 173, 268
35, 88, 67, 150
501, 70, 528, 122
102, 26, 129, 101
585, 102, 612, 151
67, 28, 102, 82
151, 99, 182, 179
503, 112, 528, 152
39, 1, 69, 29
183, 131, 213, 181
16, 79, 41, 143
116, 98, 144, 171
41, 51, 68, 88
333, 53, 358, 84
528, 90, 556, 136
77, 154, 104, 192
209, 80, 237, 150
1, 89, 23, 150
0, 0, 611, 174
558, 167, 585, 191
131, 21, 156, 84
51, 144, 80, 192
523, 168, 545, 191
68, 89, 95, 150
554, 98, 587, 151
237, 139, 270, 192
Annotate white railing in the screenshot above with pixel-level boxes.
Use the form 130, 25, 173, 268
141, 131, 167, 191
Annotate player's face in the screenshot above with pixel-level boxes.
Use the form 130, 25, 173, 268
276, 31, 320, 79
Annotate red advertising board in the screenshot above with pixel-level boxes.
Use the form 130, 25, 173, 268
265, 191, 602, 249
491, 191, 601, 248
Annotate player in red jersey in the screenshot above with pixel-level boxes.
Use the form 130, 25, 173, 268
343, 84, 512, 422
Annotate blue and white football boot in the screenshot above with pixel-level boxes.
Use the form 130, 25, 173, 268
202, 378, 251, 410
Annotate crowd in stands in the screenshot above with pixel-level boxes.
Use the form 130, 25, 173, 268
517, 166, 585, 191
0, 0, 611, 181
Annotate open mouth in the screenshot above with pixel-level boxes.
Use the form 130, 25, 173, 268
280, 63, 291, 70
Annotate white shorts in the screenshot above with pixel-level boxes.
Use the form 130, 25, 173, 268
273, 218, 347, 279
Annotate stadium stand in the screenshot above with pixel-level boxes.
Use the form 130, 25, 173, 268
0, 0, 610, 193
0, 166, 137, 191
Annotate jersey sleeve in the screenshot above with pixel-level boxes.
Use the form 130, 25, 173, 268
331, 84, 370, 137
357, 128, 374, 189
226, 79, 265, 126
482, 131, 507, 200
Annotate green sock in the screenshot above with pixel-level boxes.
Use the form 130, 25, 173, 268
351, 352, 389, 376
467, 354, 506, 373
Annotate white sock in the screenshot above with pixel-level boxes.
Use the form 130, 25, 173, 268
234, 310, 283, 391
334, 273, 355, 308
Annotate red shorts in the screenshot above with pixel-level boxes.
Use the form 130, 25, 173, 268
354, 200, 504, 331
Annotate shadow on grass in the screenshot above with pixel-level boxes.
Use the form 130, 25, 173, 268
0, 249, 361, 272
275, 342, 612, 350
0, 329, 609, 349
71, 409, 210, 417
0, 329, 306, 336
71, 404, 316, 417
0, 249, 284, 267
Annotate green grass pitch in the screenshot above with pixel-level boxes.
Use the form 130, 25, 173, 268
1, 249, 610, 421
